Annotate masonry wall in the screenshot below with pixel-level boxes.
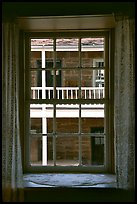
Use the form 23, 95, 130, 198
30, 118, 104, 165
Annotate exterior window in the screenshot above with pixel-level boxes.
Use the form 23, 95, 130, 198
24, 31, 112, 172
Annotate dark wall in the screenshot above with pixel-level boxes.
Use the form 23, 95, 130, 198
24, 188, 135, 202
2, 2, 135, 21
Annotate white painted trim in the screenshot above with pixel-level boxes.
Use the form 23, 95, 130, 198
30, 108, 104, 118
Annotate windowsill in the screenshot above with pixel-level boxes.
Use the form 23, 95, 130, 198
23, 173, 116, 188
24, 173, 135, 202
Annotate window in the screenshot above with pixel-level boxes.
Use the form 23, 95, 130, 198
24, 31, 113, 173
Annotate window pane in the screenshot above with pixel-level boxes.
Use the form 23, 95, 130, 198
81, 69, 105, 99
56, 104, 79, 117
31, 39, 54, 68
30, 51, 41, 68
31, 70, 42, 87
56, 136, 79, 166
30, 137, 42, 165
56, 118, 79, 133
30, 136, 54, 166
81, 38, 104, 67
81, 104, 104, 133
30, 104, 54, 133
30, 118, 42, 133
58, 69, 79, 99
56, 38, 79, 68
81, 117, 104, 133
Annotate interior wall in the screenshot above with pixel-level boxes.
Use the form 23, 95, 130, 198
2, 2, 135, 20
2, 2, 135, 191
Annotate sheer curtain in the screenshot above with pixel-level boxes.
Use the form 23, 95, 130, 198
114, 16, 135, 189
2, 21, 24, 202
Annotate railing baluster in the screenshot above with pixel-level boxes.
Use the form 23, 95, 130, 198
58, 89, 59, 99
93, 89, 95, 99
71, 89, 73, 99
62, 89, 64, 99
38, 89, 39, 99
31, 87, 104, 100
67, 89, 68, 99
99, 88, 100, 99
33, 89, 35, 99
89, 89, 91, 99
49, 89, 51, 99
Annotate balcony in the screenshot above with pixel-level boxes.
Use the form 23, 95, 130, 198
30, 87, 104, 118
31, 86, 104, 100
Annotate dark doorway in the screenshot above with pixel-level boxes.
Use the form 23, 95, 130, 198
91, 127, 104, 165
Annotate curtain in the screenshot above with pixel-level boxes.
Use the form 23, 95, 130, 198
114, 16, 135, 189
2, 21, 24, 202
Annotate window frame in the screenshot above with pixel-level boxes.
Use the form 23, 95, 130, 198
22, 30, 114, 173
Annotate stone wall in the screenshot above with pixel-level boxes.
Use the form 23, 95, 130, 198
31, 118, 104, 165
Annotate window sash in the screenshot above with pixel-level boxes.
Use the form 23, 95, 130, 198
24, 31, 110, 172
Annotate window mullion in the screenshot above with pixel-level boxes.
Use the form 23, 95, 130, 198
41, 50, 48, 165
78, 38, 82, 166
104, 34, 109, 170
53, 38, 56, 166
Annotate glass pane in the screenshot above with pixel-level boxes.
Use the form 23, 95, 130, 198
30, 104, 54, 133
81, 69, 105, 99
56, 38, 79, 68
30, 136, 54, 166
30, 137, 42, 165
31, 39, 54, 68
30, 51, 41, 68
81, 104, 104, 133
81, 38, 104, 67
30, 118, 42, 134
56, 118, 79, 133
31, 70, 42, 87
31, 38, 54, 48
56, 136, 79, 166
57, 70, 79, 99
56, 104, 79, 116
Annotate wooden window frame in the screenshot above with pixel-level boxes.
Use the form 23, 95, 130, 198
21, 30, 114, 173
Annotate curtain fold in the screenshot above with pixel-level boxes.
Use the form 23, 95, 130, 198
114, 16, 135, 189
2, 21, 24, 202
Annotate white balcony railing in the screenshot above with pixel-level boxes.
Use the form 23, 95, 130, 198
31, 87, 104, 100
